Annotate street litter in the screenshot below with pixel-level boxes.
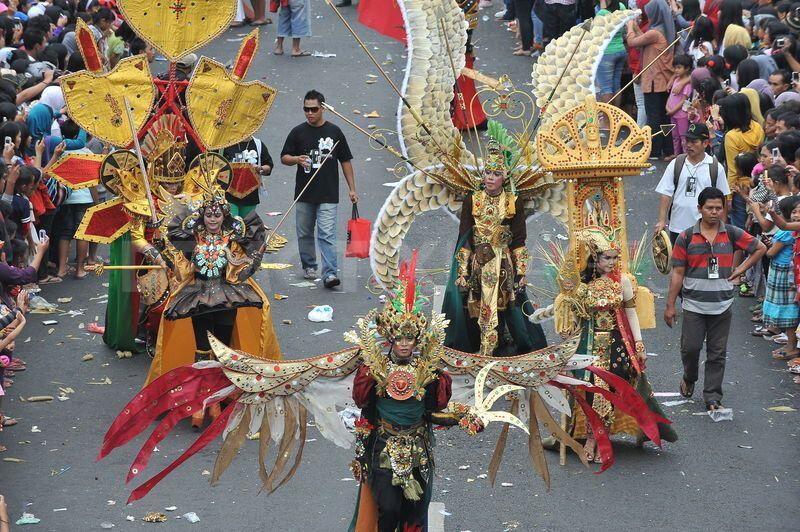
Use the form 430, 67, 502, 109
738, 445, 753, 449
57, 297, 72, 304
42, 320, 58, 325
661, 400, 690, 407
261, 263, 292, 270
53, 508, 67, 512
340, 477, 355, 481
264, 211, 282, 216
143, 512, 167, 523
476, 474, 488, 479
126, 516, 135, 522
116, 351, 133, 359
767, 406, 797, 412
708, 408, 734, 422
282, 319, 292, 325
100, 523, 115, 529
3, 457, 24, 462
16, 513, 41, 525
312, 51, 336, 58
165, 506, 178, 511
182, 512, 200, 523
26, 395, 53, 402
81, 353, 94, 361
308, 305, 333, 322
31, 426, 41, 433
87, 377, 113, 385
500, 482, 514, 487
654, 392, 681, 397
364, 111, 381, 118
274, 294, 289, 300
289, 281, 316, 288
458, 465, 470, 470
312, 329, 332, 335
107, 500, 116, 506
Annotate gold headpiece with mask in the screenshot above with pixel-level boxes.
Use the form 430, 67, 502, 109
483, 140, 507, 174
374, 251, 428, 340
575, 205, 622, 272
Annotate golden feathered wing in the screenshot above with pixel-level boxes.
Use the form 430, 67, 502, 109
371, 7, 640, 290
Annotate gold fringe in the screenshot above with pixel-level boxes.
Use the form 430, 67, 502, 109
211, 406, 251, 485
272, 404, 308, 493
527, 393, 551, 491
487, 397, 519, 486
257, 410, 273, 493
532, 394, 588, 467
264, 401, 297, 491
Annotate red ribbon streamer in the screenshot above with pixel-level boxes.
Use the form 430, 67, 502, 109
568, 386, 614, 472
126, 402, 236, 504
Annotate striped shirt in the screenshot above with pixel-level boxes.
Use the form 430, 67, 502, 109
672, 221, 757, 314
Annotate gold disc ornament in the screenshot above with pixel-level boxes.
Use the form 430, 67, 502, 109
386, 369, 415, 401
651, 230, 673, 275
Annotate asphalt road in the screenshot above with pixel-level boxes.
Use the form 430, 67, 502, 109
1, 5, 796, 531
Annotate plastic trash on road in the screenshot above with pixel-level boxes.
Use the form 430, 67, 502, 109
308, 305, 333, 322
338, 406, 362, 431
708, 408, 734, 422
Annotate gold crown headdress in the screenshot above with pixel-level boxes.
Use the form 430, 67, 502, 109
186, 152, 232, 214
575, 200, 622, 270
141, 116, 187, 185
374, 250, 429, 340
483, 140, 507, 173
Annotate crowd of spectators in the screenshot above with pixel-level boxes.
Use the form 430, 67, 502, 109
0, 0, 174, 441
488, 0, 800, 393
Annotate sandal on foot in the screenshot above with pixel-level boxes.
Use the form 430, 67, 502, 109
583, 437, 596, 462
679, 378, 695, 398
705, 400, 723, 411
291, 50, 311, 57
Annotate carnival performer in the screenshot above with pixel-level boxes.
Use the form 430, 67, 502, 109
350, 253, 484, 531
442, 139, 547, 356
452, 0, 487, 131
145, 157, 281, 427
555, 215, 677, 463
100, 251, 670, 511
130, 125, 190, 355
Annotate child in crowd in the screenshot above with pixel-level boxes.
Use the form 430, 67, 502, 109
759, 196, 800, 361
666, 55, 694, 159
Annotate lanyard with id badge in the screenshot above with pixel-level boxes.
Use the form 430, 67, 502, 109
705, 230, 720, 279
685, 168, 698, 197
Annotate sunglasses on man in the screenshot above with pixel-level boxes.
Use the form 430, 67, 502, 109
303, 106, 320, 113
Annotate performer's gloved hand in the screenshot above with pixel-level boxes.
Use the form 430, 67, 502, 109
514, 275, 527, 298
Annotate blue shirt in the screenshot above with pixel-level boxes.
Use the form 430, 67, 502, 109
771, 230, 795, 266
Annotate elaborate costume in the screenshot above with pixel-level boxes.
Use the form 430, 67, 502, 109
145, 155, 281, 416
100, 251, 670, 520
555, 216, 677, 462
443, 135, 546, 356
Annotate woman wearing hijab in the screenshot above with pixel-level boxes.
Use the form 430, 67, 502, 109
740, 87, 765, 127
25, 85, 65, 156
718, 0, 747, 53
627, 0, 676, 158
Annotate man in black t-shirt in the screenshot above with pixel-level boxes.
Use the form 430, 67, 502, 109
280, 90, 358, 289
223, 137, 273, 218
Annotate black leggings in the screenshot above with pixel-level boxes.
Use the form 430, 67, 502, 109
514, 0, 534, 51
644, 90, 673, 158
191, 309, 236, 354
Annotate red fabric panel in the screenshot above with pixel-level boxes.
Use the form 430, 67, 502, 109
51, 156, 102, 187
435, 372, 452, 411
82, 202, 130, 240
357, 0, 406, 43
233, 35, 257, 79
353, 364, 376, 408
77, 26, 103, 72
453, 54, 487, 130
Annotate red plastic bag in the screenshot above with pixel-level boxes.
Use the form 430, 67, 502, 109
346, 204, 371, 259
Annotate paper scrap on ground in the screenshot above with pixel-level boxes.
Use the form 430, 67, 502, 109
312, 329, 332, 336
289, 281, 316, 288
767, 406, 797, 412
261, 263, 292, 270
364, 111, 381, 118
654, 392, 681, 397
661, 400, 690, 407
312, 51, 336, 58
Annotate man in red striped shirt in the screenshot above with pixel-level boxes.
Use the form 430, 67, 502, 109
665, 187, 766, 411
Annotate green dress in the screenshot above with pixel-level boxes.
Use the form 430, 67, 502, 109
102, 233, 143, 353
